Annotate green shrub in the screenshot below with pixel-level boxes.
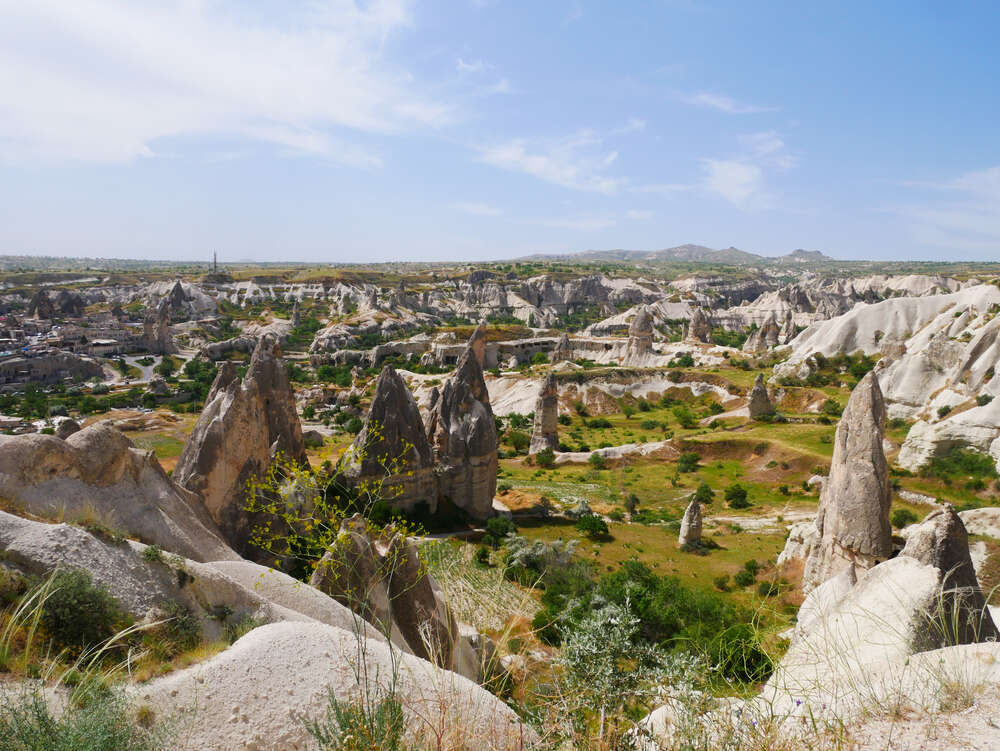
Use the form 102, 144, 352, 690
0, 688, 164, 750
588, 452, 607, 470
724, 483, 750, 509
923, 447, 998, 480
224, 614, 263, 645
40, 568, 127, 653
713, 575, 730, 592
141, 545, 162, 563
937, 404, 953, 419
677, 452, 699, 473
890, 508, 919, 528
693, 483, 714, 504
305, 691, 405, 751
586, 417, 612, 429
535, 447, 555, 468
557, 414, 572, 426
672, 405, 697, 429
757, 580, 780, 598
576, 514, 610, 540
977, 394, 994, 407
733, 570, 755, 588
483, 516, 517, 549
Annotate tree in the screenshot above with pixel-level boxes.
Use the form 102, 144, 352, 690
535, 447, 556, 469
672, 405, 697, 429
725, 483, 750, 509
677, 452, 700, 473
507, 430, 530, 454
576, 514, 610, 540
623, 493, 639, 515
693, 482, 715, 504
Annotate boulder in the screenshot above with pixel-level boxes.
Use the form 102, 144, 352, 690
309, 515, 481, 682
426, 326, 498, 520
802, 371, 892, 592
528, 372, 559, 455
746, 373, 774, 418
899, 505, 999, 643
0, 424, 235, 562
678, 499, 702, 546
959, 507, 1000, 539
133, 621, 535, 751
776, 521, 819, 567
174, 335, 306, 557
54, 418, 81, 440
344, 365, 437, 513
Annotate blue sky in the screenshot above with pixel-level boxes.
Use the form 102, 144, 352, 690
0, 0, 998, 263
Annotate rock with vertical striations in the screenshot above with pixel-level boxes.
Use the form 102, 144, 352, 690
551, 332, 572, 363
747, 373, 775, 418
426, 326, 498, 520
779, 311, 796, 344
802, 371, 892, 593
344, 365, 437, 513
678, 499, 702, 547
686, 307, 712, 343
627, 306, 655, 357
174, 335, 306, 557
529, 372, 559, 455
143, 297, 174, 355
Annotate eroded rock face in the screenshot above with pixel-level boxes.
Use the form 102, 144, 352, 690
678, 499, 702, 546
747, 374, 775, 418
174, 335, 306, 556
900, 505, 999, 644
627, 306, 654, 356
143, 297, 174, 355
529, 372, 559, 455
802, 371, 892, 592
551, 333, 572, 363
687, 307, 712, 343
742, 314, 780, 353
55, 418, 81, 440
344, 365, 437, 513
309, 515, 480, 681
426, 327, 498, 520
0, 424, 235, 562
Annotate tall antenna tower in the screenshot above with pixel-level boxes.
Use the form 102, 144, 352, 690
213, 251, 218, 274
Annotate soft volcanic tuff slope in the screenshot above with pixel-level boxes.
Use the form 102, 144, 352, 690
0, 423, 235, 562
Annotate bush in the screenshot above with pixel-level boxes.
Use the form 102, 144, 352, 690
224, 615, 263, 644
588, 452, 608, 470
41, 568, 127, 653
733, 570, 755, 588
672, 405, 697, 429
891, 508, 919, 528
483, 516, 517, 549
305, 692, 406, 751
937, 404, 953, 419
923, 447, 998, 480
558, 414, 572, 426
713, 575, 730, 592
575, 514, 610, 540
724, 483, 750, 509
507, 430, 530, 454
757, 580, 781, 598
977, 394, 994, 407
693, 482, 715, 504
821, 398, 843, 417
677, 452, 700, 473
586, 417, 612, 429
0, 688, 164, 750
535, 447, 555, 468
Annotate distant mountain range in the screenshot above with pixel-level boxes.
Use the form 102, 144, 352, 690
518, 244, 835, 265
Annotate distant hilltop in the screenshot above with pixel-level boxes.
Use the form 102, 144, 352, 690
517, 244, 836, 265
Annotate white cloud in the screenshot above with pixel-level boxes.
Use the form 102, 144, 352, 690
456, 57, 487, 73
0, 0, 449, 164
478, 129, 628, 194
701, 130, 795, 209
452, 201, 503, 216
686, 92, 774, 114
895, 165, 1000, 250
702, 160, 763, 207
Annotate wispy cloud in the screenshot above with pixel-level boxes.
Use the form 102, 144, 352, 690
478, 128, 632, 194
456, 57, 487, 73
0, 0, 448, 164
893, 166, 1000, 250
684, 92, 775, 114
701, 130, 796, 209
452, 201, 504, 216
